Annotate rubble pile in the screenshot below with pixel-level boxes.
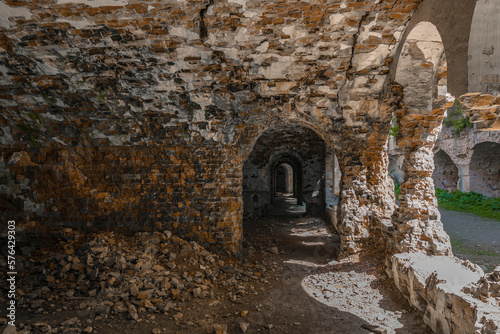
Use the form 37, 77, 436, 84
0, 230, 271, 332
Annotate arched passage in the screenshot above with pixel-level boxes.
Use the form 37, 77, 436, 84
432, 150, 459, 192
274, 163, 294, 196
469, 142, 500, 198
391, 21, 452, 255
272, 159, 301, 203
395, 21, 448, 111
242, 124, 326, 217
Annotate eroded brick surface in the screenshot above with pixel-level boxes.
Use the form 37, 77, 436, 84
0, 0, 427, 252
1, 0, 500, 331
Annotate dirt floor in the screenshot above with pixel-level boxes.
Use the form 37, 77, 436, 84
0, 215, 432, 334
440, 209, 500, 272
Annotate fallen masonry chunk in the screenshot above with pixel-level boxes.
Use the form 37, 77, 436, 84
239, 322, 250, 333
213, 324, 227, 334
61, 317, 79, 327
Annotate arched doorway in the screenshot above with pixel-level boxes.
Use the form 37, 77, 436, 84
469, 142, 500, 198
274, 163, 294, 196
268, 155, 305, 215
391, 21, 453, 255
242, 124, 326, 217
432, 150, 459, 192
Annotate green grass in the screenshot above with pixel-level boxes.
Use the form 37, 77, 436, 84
435, 188, 500, 220
450, 238, 499, 256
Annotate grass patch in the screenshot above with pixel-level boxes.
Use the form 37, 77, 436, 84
436, 188, 500, 220
450, 238, 498, 257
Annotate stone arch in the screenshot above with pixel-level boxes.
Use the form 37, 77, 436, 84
390, 21, 452, 255
242, 124, 326, 217
395, 21, 448, 113
270, 154, 304, 205
273, 162, 295, 196
432, 149, 459, 192
468, 0, 500, 95
469, 142, 500, 198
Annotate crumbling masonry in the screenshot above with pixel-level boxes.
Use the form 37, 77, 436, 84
1, 0, 500, 332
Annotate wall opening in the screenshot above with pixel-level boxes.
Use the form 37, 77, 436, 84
469, 142, 500, 198
325, 149, 341, 208
432, 150, 459, 192
242, 124, 326, 218
274, 163, 294, 196
395, 21, 448, 114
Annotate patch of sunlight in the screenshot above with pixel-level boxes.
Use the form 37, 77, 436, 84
302, 241, 325, 246
302, 271, 405, 334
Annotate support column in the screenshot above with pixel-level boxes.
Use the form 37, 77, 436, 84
337, 129, 396, 255
363, 129, 397, 252
458, 163, 471, 192
394, 110, 452, 255
337, 144, 371, 255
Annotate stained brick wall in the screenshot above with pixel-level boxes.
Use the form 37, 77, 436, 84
1, 144, 244, 251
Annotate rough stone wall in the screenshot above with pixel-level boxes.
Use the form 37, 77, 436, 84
433, 124, 500, 196
242, 125, 325, 217
469, 142, 500, 198
0, 0, 426, 252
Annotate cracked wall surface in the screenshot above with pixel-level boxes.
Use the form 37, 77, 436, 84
1, 0, 500, 331
0, 0, 428, 253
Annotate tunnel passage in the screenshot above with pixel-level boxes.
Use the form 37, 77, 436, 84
271, 158, 302, 205
242, 125, 326, 217
275, 163, 294, 195
469, 142, 500, 198
432, 150, 459, 192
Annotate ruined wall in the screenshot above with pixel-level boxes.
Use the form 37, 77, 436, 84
0, 0, 426, 252
432, 150, 459, 192
434, 124, 500, 195
468, 0, 500, 95
469, 142, 500, 198
390, 254, 500, 334
0, 145, 244, 251
242, 125, 325, 217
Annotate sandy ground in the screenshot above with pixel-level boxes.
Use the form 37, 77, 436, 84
440, 209, 500, 272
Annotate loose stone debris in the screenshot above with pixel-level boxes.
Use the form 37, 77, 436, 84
0, 218, 440, 334
0, 229, 273, 333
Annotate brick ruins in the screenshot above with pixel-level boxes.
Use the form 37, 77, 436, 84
1, 0, 500, 332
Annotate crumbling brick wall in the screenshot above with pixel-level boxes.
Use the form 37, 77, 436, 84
1, 0, 428, 253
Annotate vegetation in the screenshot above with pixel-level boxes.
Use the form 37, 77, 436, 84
435, 188, 500, 220
389, 117, 399, 138
450, 238, 498, 257
394, 180, 401, 199
444, 100, 473, 135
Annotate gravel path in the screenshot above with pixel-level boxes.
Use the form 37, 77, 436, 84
440, 209, 500, 272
